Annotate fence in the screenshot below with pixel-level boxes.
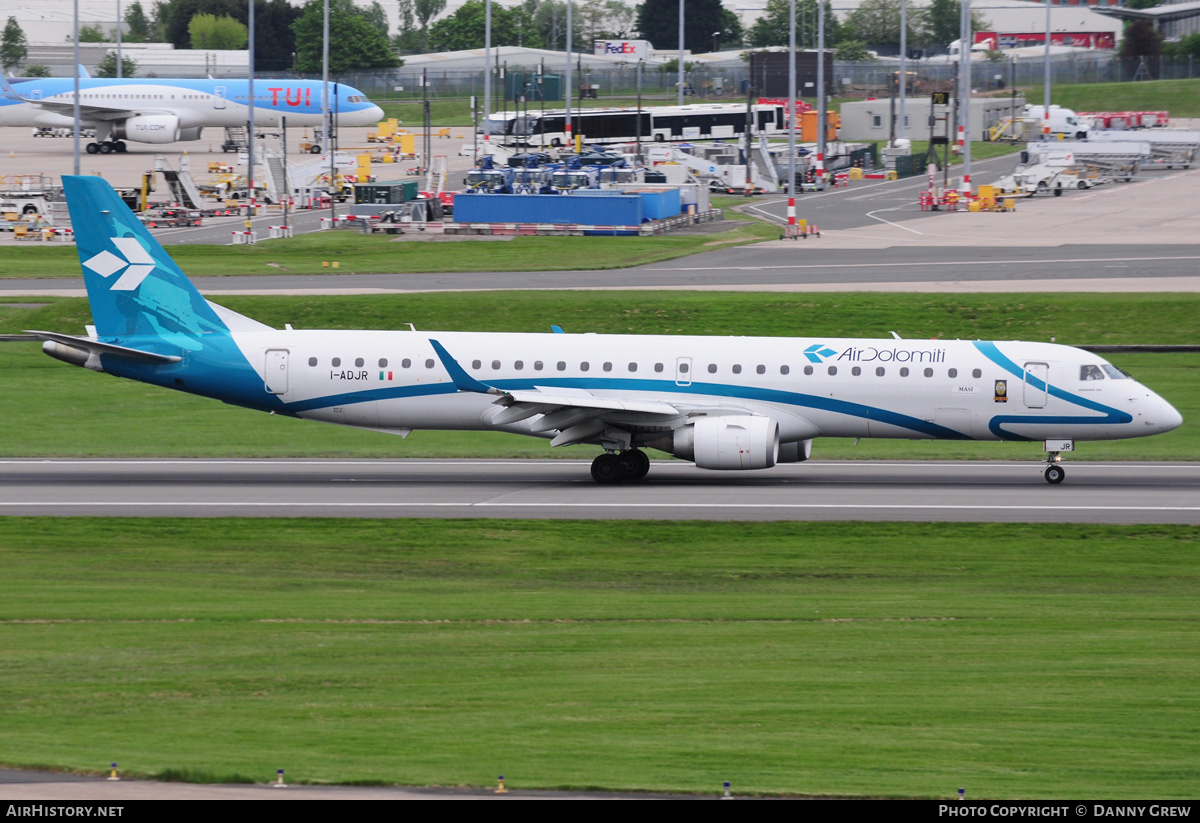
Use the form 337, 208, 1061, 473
270, 54, 1200, 104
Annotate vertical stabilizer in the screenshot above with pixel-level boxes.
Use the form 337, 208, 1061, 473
63, 175, 229, 340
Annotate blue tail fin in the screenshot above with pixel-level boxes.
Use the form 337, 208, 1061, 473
64, 175, 228, 339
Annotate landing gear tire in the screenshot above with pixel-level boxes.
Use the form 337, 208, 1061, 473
85, 142, 99, 154
310, 144, 322, 154
98, 142, 112, 154
1044, 465, 1066, 484
115, 141, 127, 153
591, 453, 623, 484
619, 450, 650, 480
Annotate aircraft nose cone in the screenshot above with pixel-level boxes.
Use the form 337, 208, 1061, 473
1160, 399, 1184, 433
367, 104, 384, 122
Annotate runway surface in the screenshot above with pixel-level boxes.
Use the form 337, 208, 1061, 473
3, 459, 1197, 524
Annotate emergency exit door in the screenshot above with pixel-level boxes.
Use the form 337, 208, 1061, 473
265, 349, 289, 395
1023, 362, 1048, 408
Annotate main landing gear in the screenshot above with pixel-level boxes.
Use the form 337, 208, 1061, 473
590, 450, 650, 483
85, 141, 128, 154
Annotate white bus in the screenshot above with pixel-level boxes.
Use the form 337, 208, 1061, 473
482, 103, 787, 147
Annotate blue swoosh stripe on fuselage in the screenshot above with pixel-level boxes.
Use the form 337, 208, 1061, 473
972, 341, 1132, 440
281, 376, 973, 440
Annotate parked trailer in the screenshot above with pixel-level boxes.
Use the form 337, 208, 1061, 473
1026, 142, 1147, 183
1087, 130, 1199, 169
994, 143, 1146, 196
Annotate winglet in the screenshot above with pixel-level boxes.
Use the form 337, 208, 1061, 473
77, 64, 91, 79
429, 339, 502, 395
0, 75, 25, 102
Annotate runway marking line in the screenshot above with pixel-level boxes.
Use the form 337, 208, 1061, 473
2, 502, 1198, 512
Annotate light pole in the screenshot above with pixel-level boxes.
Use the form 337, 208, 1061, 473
1043, 0, 1051, 139
484, 0, 492, 134
712, 31, 720, 53
817, 0, 825, 184
677, 0, 685, 105
787, 0, 796, 234
116, 0, 123, 79
898, 0, 906, 140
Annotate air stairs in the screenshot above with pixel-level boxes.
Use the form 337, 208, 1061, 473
154, 156, 203, 209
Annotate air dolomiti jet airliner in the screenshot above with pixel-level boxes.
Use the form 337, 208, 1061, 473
33, 177, 1182, 484
0, 76, 383, 154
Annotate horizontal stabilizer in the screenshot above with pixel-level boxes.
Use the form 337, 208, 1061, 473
26, 330, 181, 363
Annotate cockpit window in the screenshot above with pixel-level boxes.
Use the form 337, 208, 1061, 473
1080, 365, 1105, 381
1101, 364, 1131, 380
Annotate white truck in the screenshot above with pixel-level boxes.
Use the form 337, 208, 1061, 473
1023, 105, 1089, 140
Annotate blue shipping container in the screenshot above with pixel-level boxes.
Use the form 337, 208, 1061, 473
453, 193, 643, 225
574, 187, 682, 220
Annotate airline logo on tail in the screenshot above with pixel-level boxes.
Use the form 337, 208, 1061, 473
83, 237, 156, 291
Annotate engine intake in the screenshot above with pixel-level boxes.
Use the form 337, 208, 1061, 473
673, 415, 779, 470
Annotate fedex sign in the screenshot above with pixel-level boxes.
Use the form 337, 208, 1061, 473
594, 39, 650, 61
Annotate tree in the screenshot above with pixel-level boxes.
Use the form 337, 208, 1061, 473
96, 51, 138, 78
845, 0, 927, 46
188, 13, 248, 50
415, 0, 447, 50
1164, 32, 1200, 59
918, 0, 987, 48
747, 0, 840, 50
292, 0, 402, 73
635, 0, 726, 53
78, 24, 109, 43
427, 1, 541, 51
1, 17, 28, 73
23, 63, 51, 77
125, 2, 152, 43
1119, 19, 1163, 66
836, 39, 873, 61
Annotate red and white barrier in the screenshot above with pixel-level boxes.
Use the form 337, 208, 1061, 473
231, 230, 257, 245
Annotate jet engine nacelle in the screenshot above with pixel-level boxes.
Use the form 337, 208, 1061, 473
673, 415, 779, 470
112, 114, 181, 144
177, 126, 203, 141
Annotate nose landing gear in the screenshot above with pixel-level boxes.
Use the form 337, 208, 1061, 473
1042, 439, 1073, 484
591, 450, 650, 483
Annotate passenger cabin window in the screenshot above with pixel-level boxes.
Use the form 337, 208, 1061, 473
557, 361, 566, 371
827, 366, 837, 376
629, 363, 638, 372
948, 368, 957, 378
492, 360, 501, 370
515, 360, 524, 370
732, 365, 742, 374
924, 368, 934, 377
851, 366, 861, 376
654, 363, 663, 373
308, 357, 317, 367
402, 358, 412, 368
472, 360, 482, 369
803, 366, 813, 375
332, 357, 341, 367
900, 367, 909, 377
756, 365, 765, 375
603, 362, 612, 372
355, 358, 364, 367
780, 365, 790, 375
535, 361, 544, 370
1081, 364, 1105, 381
876, 367, 885, 376
973, 369, 982, 378
379, 358, 388, 368
425, 359, 435, 369
707, 364, 717, 374
580, 362, 590, 371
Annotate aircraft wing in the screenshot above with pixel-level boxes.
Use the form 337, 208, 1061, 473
0, 80, 155, 121
13, 97, 147, 121
430, 339, 684, 446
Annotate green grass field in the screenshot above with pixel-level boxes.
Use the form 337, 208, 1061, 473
0, 292, 1194, 460
1036, 77, 1200, 120
0, 219, 777, 279
0, 517, 1196, 796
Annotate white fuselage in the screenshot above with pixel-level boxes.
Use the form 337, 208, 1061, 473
223, 330, 1180, 446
